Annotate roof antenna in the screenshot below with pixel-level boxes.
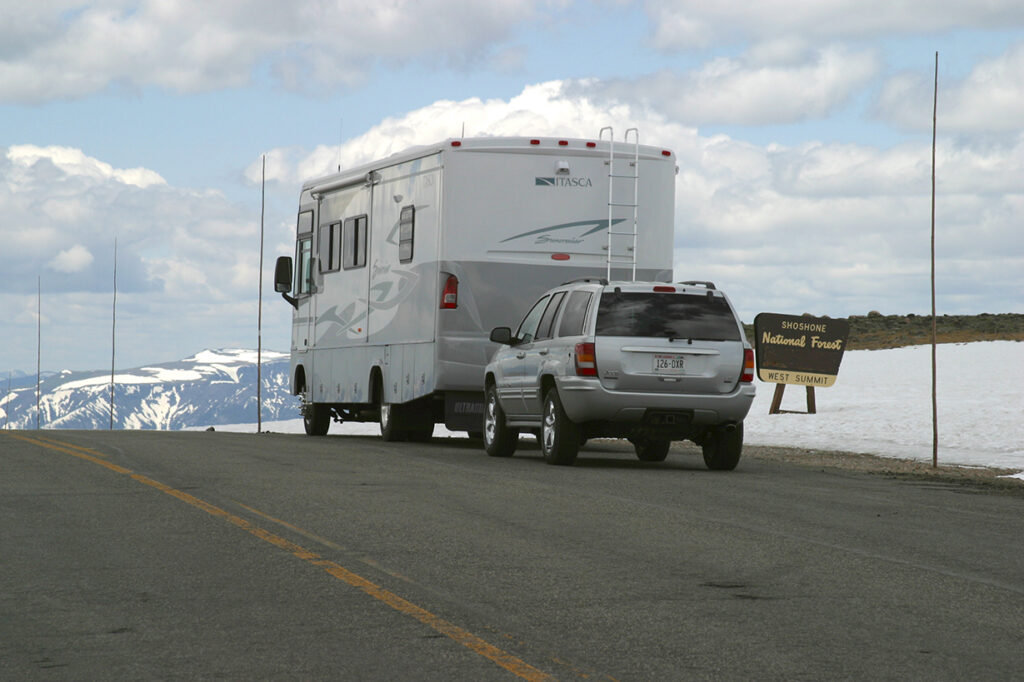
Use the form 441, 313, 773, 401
461, 122, 465, 139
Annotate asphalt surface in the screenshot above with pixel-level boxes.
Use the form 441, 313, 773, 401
2, 429, 1022, 680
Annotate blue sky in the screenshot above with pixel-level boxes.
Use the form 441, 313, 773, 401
2, 1, 1023, 373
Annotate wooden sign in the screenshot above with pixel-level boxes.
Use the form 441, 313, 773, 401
753, 313, 849, 387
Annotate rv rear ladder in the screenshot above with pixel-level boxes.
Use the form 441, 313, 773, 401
599, 127, 640, 281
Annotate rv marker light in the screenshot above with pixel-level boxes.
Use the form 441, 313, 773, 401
530, 139, 541, 145
451, 141, 462, 147
552, 253, 570, 261
662, 150, 671, 156
558, 140, 568, 146
586, 142, 596, 148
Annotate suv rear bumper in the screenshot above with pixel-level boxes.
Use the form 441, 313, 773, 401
555, 375, 755, 426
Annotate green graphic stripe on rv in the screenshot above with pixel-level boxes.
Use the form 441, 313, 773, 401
500, 219, 625, 243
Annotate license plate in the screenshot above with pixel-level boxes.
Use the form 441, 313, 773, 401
653, 354, 685, 374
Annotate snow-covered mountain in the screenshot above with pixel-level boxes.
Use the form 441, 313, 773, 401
0, 349, 300, 430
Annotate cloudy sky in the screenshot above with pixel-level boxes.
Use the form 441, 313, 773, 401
2, 0, 1022, 373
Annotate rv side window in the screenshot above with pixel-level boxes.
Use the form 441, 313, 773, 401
535, 291, 566, 341
399, 205, 414, 263
557, 291, 593, 337
343, 215, 367, 269
515, 295, 550, 345
319, 222, 341, 273
296, 237, 313, 295
296, 210, 313, 235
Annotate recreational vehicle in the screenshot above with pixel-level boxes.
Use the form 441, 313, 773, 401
274, 133, 677, 439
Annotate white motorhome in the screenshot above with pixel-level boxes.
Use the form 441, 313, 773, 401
274, 134, 677, 439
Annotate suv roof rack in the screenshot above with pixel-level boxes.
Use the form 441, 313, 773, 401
678, 280, 717, 290
561, 277, 609, 286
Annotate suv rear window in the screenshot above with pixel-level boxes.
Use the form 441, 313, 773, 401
595, 292, 742, 341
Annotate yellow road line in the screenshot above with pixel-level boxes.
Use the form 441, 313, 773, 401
5, 432, 555, 682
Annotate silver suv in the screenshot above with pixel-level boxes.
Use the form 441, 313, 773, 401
483, 279, 755, 468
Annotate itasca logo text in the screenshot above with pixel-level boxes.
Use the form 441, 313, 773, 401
535, 177, 593, 187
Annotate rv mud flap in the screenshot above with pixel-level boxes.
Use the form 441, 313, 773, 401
444, 391, 486, 432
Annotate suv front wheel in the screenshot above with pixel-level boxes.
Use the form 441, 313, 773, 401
484, 384, 518, 457
541, 388, 580, 466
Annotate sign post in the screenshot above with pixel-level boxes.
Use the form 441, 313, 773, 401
754, 313, 849, 415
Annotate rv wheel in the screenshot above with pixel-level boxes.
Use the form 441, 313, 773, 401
379, 403, 407, 442
303, 402, 330, 436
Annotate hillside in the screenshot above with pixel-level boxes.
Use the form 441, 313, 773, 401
1, 349, 299, 430
744, 312, 1024, 351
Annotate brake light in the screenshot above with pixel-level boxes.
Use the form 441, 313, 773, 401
575, 342, 597, 377
440, 275, 458, 309
653, 286, 676, 293
741, 348, 754, 383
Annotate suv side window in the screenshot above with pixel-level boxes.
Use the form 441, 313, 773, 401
557, 290, 593, 337
515, 295, 550, 344
535, 291, 566, 341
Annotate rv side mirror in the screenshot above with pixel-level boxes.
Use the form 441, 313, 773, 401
489, 327, 513, 345
274, 256, 292, 293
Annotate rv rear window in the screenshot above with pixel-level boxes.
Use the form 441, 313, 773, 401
343, 215, 367, 269
319, 222, 341, 273
399, 205, 414, 263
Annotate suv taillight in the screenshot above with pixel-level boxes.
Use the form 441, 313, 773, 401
575, 342, 597, 376
440, 275, 458, 309
741, 348, 754, 383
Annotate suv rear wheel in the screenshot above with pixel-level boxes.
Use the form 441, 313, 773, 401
483, 384, 518, 457
702, 422, 743, 471
541, 388, 580, 466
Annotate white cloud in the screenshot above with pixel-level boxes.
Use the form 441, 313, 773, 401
49, 244, 94, 273
0, 0, 559, 103
644, 0, 1024, 50
572, 46, 879, 125
8, 145, 165, 188
877, 42, 1024, 134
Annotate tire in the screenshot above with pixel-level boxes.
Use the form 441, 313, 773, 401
702, 422, 744, 471
483, 385, 518, 457
379, 403, 406, 442
633, 438, 671, 462
303, 402, 330, 436
541, 388, 580, 466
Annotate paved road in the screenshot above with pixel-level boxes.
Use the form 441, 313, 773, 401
2, 430, 1022, 680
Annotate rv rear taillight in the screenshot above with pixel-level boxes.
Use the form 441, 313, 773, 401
574, 342, 597, 377
741, 348, 754, 383
653, 286, 676, 293
440, 275, 458, 309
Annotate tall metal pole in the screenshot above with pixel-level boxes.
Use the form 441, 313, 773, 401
931, 51, 939, 468
257, 155, 265, 433
36, 276, 41, 430
110, 237, 118, 430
